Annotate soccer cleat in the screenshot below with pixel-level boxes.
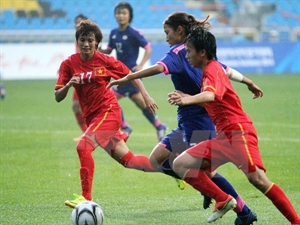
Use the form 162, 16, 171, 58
121, 126, 133, 136
157, 124, 167, 141
201, 193, 213, 209
175, 178, 187, 190
207, 195, 237, 223
65, 194, 86, 208
235, 210, 258, 225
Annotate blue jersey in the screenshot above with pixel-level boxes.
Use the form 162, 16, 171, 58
158, 44, 208, 123
158, 44, 231, 151
107, 25, 150, 70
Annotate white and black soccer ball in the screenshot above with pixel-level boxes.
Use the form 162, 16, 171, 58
71, 201, 104, 225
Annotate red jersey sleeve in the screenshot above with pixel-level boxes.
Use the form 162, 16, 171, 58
202, 60, 228, 100
103, 55, 131, 80
55, 57, 73, 90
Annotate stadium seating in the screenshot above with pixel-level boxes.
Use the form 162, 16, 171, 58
0, 0, 299, 42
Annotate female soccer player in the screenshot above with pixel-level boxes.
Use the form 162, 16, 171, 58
72, 14, 88, 141
99, 2, 167, 140
108, 12, 262, 224
55, 20, 159, 208
168, 26, 300, 224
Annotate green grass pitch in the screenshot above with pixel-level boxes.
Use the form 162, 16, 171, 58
0, 74, 299, 224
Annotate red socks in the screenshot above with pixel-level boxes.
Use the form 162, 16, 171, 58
265, 183, 300, 223
184, 169, 229, 202
75, 112, 87, 132
119, 151, 157, 172
76, 136, 95, 200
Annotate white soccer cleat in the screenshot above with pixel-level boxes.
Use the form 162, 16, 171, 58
207, 196, 237, 223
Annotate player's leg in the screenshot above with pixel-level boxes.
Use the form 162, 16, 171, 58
172, 151, 236, 222
187, 121, 254, 215
150, 128, 185, 175
245, 167, 300, 224
207, 171, 257, 224
232, 122, 299, 224
111, 86, 133, 135
107, 138, 157, 172
65, 134, 97, 208
72, 90, 87, 141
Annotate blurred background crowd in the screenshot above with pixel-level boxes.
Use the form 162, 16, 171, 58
1, 0, 299, 43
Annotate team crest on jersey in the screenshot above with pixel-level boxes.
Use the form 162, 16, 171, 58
95, 67, 107, 76
122, 35, 128, 40
112, 34, 116, 39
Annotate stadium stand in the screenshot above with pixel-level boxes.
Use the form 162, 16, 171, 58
0, 0, 299, 43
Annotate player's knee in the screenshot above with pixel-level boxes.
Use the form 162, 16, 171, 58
247, 172, 270, 191
172, 157, 184, 175
76, 136, 95, 153
149, 155, 160, 170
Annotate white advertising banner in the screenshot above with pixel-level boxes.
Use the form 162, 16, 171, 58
0, 43, 75, 80
0, 43, 149, 80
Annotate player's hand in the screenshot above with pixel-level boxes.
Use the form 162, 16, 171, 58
66, 76, 80, 88
167, 90, 187, 106
144, 96, 158, 114
131, 65, 143, 72
247, 83, 263, 99
106, 76, 130, 89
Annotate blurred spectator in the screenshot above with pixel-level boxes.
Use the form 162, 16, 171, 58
230, 0, 276, 30
0, 85, 6, 99
270, 30, 279, 42
231, 29, 248, 43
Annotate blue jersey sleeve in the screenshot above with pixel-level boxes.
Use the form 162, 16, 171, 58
159, 44, 185, 75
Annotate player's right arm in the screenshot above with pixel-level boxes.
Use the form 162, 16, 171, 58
107, 64, 164, 88
55, 60, 79, 102
55, 76, 79, 102
98, 47, 112, 55
98, 31, 114, 55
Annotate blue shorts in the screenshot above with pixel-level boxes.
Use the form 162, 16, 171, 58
112, 82, 139, 98
160, 115, 216, 155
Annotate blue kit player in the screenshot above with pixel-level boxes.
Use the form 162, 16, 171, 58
99, 2, 167, 141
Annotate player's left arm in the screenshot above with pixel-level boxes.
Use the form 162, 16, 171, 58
227, 67, 263, 99
132, 44, 152, 72
131, 79, 158, 114
168, 90, 214, 106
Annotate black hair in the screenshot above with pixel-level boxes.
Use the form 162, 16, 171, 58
114, 2, 133, 23
163, 12, 210, 37
186, 27, 217, 60
74, 14, 88, 22
75, 20, 103, 48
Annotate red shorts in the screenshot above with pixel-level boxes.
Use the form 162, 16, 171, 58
72, 89, 79, 101
84, 105, 128, 151
186, 122, 265, 173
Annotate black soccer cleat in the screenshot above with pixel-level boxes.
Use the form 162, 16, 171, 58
201, 193, 213, 209
235, 210, 258, 225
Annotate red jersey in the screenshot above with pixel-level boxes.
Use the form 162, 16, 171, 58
201, 60, 252, 131
55, 51, 130, 119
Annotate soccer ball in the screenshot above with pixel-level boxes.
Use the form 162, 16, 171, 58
71, 201, 104, 225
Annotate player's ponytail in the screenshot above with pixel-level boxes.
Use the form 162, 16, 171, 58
187, 15, 211, 36
164, 12, 211, 42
